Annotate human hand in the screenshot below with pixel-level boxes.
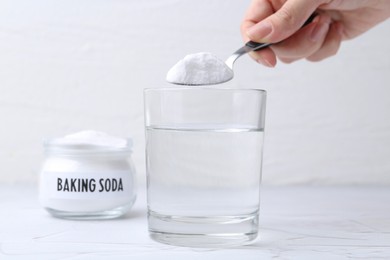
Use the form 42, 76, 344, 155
241, 0, 390, 67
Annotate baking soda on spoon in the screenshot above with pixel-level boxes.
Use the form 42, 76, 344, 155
166, 15, 318, 86
166, 52, 233, 86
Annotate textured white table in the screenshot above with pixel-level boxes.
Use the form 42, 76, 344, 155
0, 185, 389, 259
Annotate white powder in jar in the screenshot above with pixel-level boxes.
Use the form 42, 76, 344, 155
50, 130, 130, 149
166, 52, 233, 85
39, 130, 136, 219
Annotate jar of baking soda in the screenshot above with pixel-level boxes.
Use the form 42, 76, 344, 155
39, 130, 136, 219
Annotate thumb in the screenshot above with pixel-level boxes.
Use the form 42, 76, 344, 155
246, 0, 321, 43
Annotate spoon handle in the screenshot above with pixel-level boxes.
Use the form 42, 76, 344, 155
245, 13, 318, 51
245, 41, 271, 51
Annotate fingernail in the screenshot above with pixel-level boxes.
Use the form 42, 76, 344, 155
257, 58, 274, 67
310, 22, 329, 42
247, 21, 273, 41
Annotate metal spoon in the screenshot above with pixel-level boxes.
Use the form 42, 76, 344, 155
225, 41, 271, 71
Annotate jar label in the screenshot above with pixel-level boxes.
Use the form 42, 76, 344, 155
41, 171, 134, 199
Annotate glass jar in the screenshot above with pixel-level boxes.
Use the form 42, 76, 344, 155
39, 135, 136, 220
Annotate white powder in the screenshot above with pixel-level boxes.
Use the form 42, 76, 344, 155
50, 130, 130, 150
166, 52, 233, 85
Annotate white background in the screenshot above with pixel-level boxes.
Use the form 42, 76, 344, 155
0, 0, 389, 185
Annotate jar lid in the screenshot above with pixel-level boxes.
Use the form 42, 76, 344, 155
43, 130, 132, 155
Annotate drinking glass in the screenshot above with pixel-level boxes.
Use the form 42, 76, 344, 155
144, 87, 266, 247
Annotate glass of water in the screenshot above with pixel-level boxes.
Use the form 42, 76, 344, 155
144, 87, 266, 247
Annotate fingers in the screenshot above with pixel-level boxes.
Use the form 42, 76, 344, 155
271, 13, 331, 62
240, 0, 278, 67
247, 48, 277, 67
271, 14, 343, 64
240, 0, 274, 45
241, 0, 274, 36
240, 0, 343, 67
306, 22, 343, 62
245, 0, 324, 43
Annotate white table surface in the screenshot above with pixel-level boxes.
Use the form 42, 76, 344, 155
0, 185, 389, 259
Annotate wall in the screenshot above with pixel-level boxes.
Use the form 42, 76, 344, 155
0, 0, 389, 185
